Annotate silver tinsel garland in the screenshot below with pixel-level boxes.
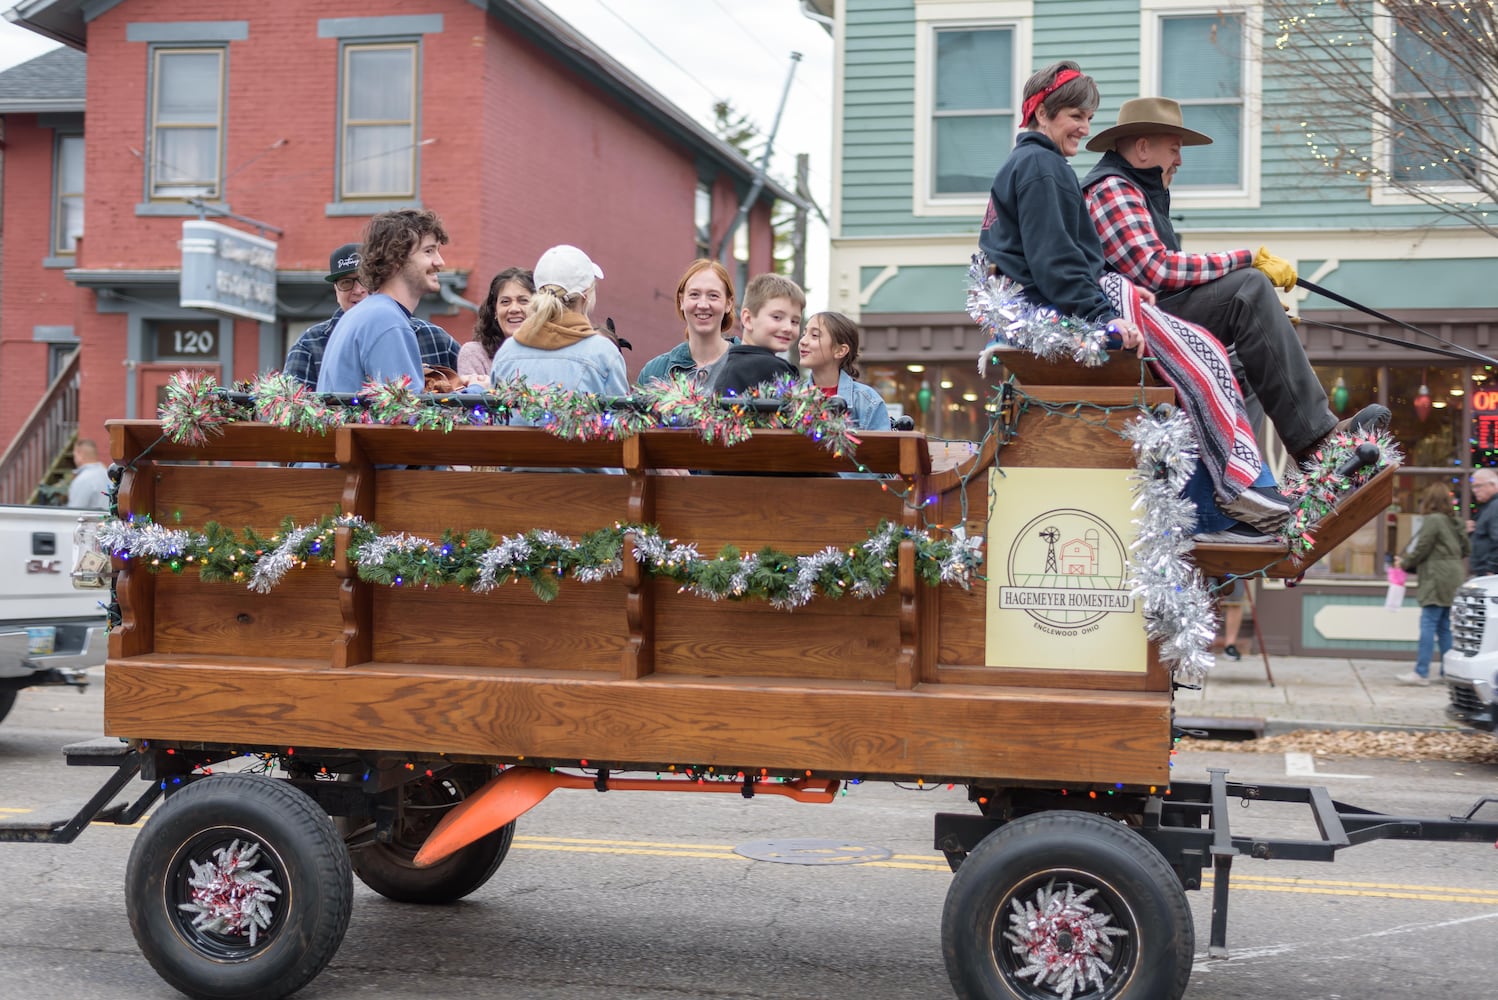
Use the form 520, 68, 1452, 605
248, 526, 314, 594
97, 518, 203, 561
966, 255, 1111, 375
177, 838, 281, 946
1004, 882, 1126, 1000
940, 526, 985, 586
352, 532, 429, 568
1124, 408, 1217, 682
783, 547, 846, 610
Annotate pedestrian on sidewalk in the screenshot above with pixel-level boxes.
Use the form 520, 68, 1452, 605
1213, 578, 1247, 659
1395, 482, 1469, 686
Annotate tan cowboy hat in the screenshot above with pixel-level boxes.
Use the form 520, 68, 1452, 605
1084, 97, 1213, 153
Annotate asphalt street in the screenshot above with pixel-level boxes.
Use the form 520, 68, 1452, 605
1, 673, 1496, 1000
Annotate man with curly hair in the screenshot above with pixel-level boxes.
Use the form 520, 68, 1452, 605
316, 209, 450, 393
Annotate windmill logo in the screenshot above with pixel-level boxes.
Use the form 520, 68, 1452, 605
998, 508, 1135, 632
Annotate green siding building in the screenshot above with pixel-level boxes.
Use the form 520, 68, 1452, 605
807, 0, 1498, 655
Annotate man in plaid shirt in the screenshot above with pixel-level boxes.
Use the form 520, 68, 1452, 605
284, 242, 460, 388
1081, 98, 1385, 464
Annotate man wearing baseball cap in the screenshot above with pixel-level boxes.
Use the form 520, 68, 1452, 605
1080, 97, 1387, 467
283, 237, 461, 389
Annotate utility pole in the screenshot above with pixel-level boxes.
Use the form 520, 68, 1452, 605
716, 52, 801, 266
791, 153, 809, 290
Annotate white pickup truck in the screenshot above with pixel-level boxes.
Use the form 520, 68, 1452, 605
0, 504, 108, 725
1445, 579, 1498, 733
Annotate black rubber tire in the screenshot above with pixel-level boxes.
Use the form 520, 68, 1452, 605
0, 689, 15, 725
941, 811, 1193, 1000
351, 767, 514, 904
126, 773, 353, 1000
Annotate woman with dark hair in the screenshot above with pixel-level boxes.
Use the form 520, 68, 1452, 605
978, 61, 1291, 534
490, 244, 626, 402
798, 311, 889, 430
1394, 482, 1470, 685
459, 267, 535, 380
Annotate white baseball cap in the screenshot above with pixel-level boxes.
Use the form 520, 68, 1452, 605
533, 244, 604, 295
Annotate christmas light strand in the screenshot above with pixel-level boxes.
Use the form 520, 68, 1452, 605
95, 512, 984, 609
156, 369, 861, 459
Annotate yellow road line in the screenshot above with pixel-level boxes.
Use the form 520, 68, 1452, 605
22, 824, 1498, 903
510, 839, 1498, 903
0, 807, 33, 814
1228, 872, 1498, 893
514, 835, 738, 851
1203, 880, 1498, 905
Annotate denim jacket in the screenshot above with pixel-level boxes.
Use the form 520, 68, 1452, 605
636, 337, 741, 386
490, 333, 628, 400
834, 371, 891, 431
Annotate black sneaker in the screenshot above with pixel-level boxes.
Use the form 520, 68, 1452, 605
1296, 403, 1392, 464
1194, 522, 1283, 545
1223, 644, 1242, 660
1219, 485, 1295, 533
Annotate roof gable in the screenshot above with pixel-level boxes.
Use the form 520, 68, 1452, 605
0, 46, 85, 113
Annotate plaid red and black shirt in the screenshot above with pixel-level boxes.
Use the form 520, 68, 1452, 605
1085, 175, 1253, 293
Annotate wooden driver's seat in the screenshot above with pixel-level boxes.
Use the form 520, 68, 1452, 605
976, 348, 1394, 580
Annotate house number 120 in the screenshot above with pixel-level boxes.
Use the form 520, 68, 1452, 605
174, 329, 215, 354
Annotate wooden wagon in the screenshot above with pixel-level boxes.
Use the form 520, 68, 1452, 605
10, 360, 1492, 1000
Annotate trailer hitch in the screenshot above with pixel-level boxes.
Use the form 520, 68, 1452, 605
0, 738, 161, 845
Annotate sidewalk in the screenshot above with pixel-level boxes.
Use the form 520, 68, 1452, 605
1177, 653, 1456, 732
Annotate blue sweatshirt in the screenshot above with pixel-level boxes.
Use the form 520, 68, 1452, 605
316, 293, 424, 393
977, 131, 1119, 324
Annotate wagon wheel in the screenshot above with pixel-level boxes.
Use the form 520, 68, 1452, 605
941, 811, 1193, 1000
126, 772, 353, 1000
350, 764, 515, 904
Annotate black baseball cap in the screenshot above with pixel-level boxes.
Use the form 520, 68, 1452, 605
325, 243, 361, 282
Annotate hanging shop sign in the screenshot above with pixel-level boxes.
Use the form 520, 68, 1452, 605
179, 220, 277, 324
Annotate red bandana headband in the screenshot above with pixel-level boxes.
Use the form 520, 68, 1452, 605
1020, 68, 1082, 126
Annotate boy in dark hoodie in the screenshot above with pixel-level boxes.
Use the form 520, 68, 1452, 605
711, 273, 804, 396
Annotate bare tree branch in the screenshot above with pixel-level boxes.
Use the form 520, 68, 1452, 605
1264, 0, 1498, 237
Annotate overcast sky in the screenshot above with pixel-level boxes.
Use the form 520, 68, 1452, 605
0, 0, 836, 306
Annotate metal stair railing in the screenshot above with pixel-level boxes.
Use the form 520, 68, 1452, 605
0, 348, 82, 505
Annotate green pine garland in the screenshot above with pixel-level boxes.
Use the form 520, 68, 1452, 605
95, 512, 984, 609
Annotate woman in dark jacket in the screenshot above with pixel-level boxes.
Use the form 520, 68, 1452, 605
1395, 482, 1470, 685
978, 61, 1290, 533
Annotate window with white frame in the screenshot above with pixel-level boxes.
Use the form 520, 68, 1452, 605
53, 134, 83, 255
339, 42, 418, 200
1158, 12, 1246, 189
148, 47, 224, 199
911, 1, 1031, 216
1388, 16, 1481, 186
931, 26, 1015, 196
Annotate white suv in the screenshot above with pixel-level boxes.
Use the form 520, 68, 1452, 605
1445, 579, 1498, 733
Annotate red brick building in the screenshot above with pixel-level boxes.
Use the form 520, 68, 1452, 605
0, 0, 789, 490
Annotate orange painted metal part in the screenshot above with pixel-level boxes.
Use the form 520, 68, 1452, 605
414, 767, 841, 867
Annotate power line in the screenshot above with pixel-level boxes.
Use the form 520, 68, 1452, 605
707, 0, 835, 107
592, 0, 724, 106
709, 0, 783, 63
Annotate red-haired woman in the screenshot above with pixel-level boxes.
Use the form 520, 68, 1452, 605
636, 258, 738, 386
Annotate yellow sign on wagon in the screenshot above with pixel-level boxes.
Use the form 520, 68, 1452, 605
985, 467, 1146, 672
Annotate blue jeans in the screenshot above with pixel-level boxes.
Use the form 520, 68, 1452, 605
1183, 459, 1278, 534
1415, 604, 1452, 678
